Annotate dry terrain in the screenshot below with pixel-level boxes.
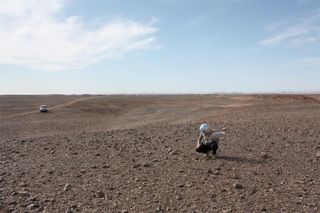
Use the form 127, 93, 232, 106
0, 94, 319, 212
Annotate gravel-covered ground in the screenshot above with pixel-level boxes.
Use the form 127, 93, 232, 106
0, 94, 319, 212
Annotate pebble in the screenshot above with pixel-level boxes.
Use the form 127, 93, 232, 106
142, 162, 151, 167
316, 152, 320, 158
102, 164, 110, 168
19, 182, 27, 187
27, 203, 39, 209
18, 191, 29, 196
28, 196, 38, 201
260, 152, 268, 159
133, 164, 140, 168
169, 150, 179, 155
233, 183, 243, 189
63, 184, 71, 191
213, 170, 220, 175
96, 191, 105, 198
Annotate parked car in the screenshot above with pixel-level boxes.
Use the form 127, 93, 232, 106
39, 105, 48, 112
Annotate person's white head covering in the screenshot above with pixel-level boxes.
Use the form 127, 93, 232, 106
199, 123, 209, 133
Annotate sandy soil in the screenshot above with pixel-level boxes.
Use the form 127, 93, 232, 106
0, 94, 319, 212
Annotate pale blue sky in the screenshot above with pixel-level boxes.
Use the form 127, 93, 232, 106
0, 0, 319, 94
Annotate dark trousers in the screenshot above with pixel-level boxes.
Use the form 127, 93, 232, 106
196, 141, 219, 155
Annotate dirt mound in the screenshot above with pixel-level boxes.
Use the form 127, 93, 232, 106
258, 94, 320, 104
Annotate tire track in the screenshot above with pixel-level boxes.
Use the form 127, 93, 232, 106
2, 96, 99, 119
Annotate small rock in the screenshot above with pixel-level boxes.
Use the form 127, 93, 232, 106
142, 162, 151, 167
156, 206, 161, 212
175, 195, 182, 200
63, 184, 71, 191
251, 188, 257, 195
121, 210, 128, 213
213, 170, 220, 175
260, 152, 268, 159
222, 209, 232, 213
169, 150, 179, 155
28, 196, 38, 202
96, 191, 105, 198
19, 182, 27, 187
133, 164, 140, 168
108, 186, 115, 191
316, 151, 320, 158
27, 203, 39, 209
18, 191, 29, 196
233, 183, 243, 189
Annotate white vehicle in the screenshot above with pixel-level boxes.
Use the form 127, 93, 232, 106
39, 105, 48, 112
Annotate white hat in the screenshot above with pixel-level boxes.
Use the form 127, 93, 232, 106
199, 123, 209, 133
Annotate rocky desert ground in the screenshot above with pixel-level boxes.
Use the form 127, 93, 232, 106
0, 94, 319, 212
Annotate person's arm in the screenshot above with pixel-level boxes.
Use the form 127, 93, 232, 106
197, 133, 203, 147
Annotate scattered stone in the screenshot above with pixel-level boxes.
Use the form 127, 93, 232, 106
169, 150, 179, 155
63, 184, 71, 191
233, 183, 243, 189
156, 206, 161, 212
260, 152, 268, 159
133, 164, 140, 168
316, 151, 320, 158
103, 164, 110, 169
108, 186, 115, 191
207, 169, 213, 174
121, 210, 128, 213
18, 191, 29, 196
213, 170, 220, 175
251, 187, 257, 195
178, 184, 184, 188
27, 203, 39, 209
142, 162, 151, 167
19, 182, 27, 188
96, 191, 105, 198
28, 196, 38, 202
222, 209, 232, 213
175, 195, 182, 200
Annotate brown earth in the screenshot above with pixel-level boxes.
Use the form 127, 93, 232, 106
0, 94, 319, 212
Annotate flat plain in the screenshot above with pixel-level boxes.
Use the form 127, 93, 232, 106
0, 94, 319, 212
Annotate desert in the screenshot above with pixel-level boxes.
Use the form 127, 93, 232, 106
0, 94, 319, 212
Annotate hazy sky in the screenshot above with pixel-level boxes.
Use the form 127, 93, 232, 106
0, 0, 320, 94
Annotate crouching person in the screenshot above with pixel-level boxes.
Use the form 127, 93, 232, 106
196, 123, 220, 157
